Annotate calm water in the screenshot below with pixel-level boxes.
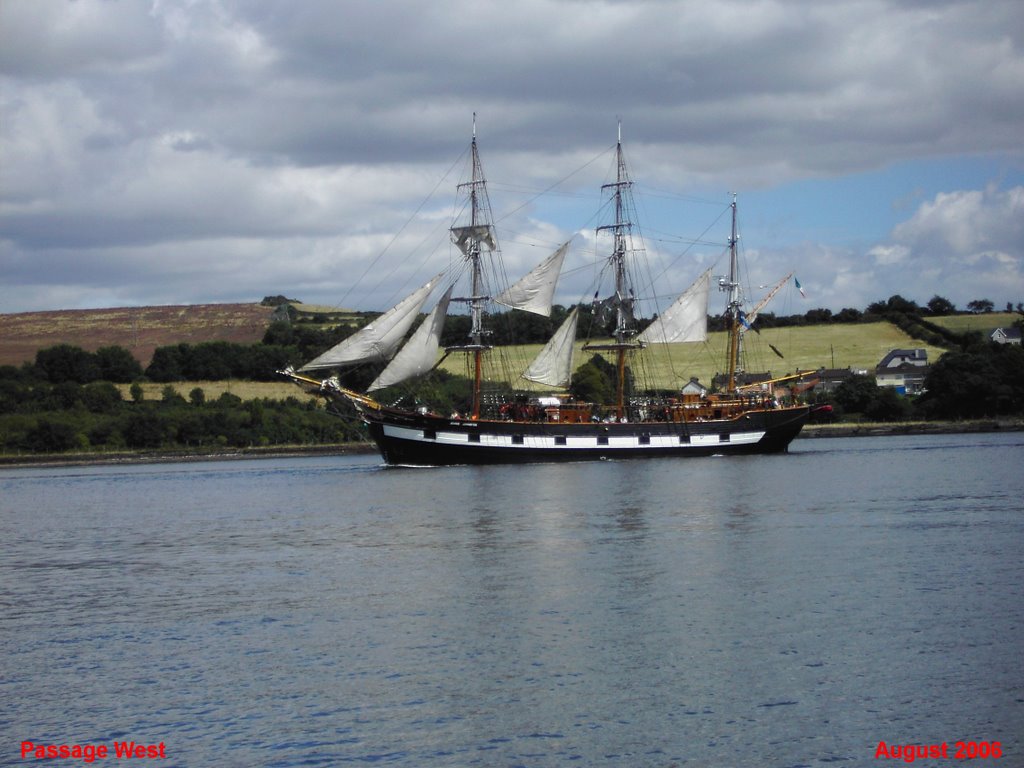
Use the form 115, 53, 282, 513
2, 433, 1023, 767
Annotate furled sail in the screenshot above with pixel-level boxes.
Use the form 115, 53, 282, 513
451, 225, 496, 256
299, 273, 444, 372
367, 285, 454, 392
745, 271, 792, 327
592, 290, 635, 326
636, 269, 712, 344
494, 241, 570, 317
522, 306, 579, 388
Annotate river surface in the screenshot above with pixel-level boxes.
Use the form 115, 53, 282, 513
2, 433, 1023, 767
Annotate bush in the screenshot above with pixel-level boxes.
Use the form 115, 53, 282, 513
25, 419, 81, 452
123, 411, 171, 448
82, 382, 123, 413
864, 387, 913, 421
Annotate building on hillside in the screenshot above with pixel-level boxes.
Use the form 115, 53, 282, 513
875, 348, 930, 395
680, 377, 708, 397
803, 367, 868, 394
990, 326, 1022, 345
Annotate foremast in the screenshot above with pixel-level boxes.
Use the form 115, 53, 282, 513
585, 125, 643, 418
721, 193, 744, 393
448, 116, 496, 419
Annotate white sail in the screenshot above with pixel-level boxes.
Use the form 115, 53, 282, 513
636, 269, 712, 345
367, 285, 454, 392
451, 225, 496, 256
300, 273, 444, 372
522, 306, 579, 388
494, 241, 570, 317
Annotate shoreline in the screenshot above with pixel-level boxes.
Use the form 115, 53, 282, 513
799, 418, 1024, 438
1, 419, 1021, 468
0, 442, 378, 469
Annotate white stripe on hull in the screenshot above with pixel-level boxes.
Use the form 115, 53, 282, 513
382, 424, 766, 450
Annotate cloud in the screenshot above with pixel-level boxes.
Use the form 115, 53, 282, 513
1, 0, 1023, 313
892, 186, 1024, 256
879, 185, 1024, 308
868, 245, 911, 266
793, 186, 1024, 311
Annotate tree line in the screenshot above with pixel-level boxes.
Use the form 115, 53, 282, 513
814, 337, 1024, 422
1, 293, 1021, 454
0, 374, 358, 454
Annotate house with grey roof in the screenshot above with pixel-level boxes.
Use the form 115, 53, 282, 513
875, 348, 930, 394
990, 326, 1022, 345
680, 377, 708, 397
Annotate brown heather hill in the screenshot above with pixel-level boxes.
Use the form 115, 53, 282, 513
0, 303, 275, 368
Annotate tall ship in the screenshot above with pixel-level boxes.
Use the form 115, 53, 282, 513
282, 122, 810, 465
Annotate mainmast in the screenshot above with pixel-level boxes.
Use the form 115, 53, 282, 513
448, 115, 495, 419
721, 193, 743, 392
586, 124, 642, 418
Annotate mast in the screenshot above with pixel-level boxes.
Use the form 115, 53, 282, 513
722, 193, 742, 392
586, 123, 642, 418
468, 125, 484, 418
611, 130, 630, 416
448, 114, 495, 419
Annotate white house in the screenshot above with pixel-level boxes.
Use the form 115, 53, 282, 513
875, 349, 929, 395
990, 327, 1022, 346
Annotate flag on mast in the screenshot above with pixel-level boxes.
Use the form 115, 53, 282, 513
795, 277, 807, 298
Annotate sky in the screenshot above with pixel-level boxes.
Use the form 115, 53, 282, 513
2, 0, 1023, 317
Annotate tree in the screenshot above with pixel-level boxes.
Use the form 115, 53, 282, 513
926, 295, 956, 316
261, 295, 300, 306
803, 308, 833, 324
25, 419, 81, 452
123, 411, 170, 448
182, 342, 233, 380
966, 299, 995, 314
146, 345, 186, 381
95, 346, 143, 382
864, 387, 912, 421
35, 345, 100, 384
833, 374, 882, 414
262, 320, 295, 346
161, 385, 186, 405
568, 354, 616, 404
82, 382, 123, 413
918, 342, 1024, 418
834, 307, 862, 324
867, 295, 921, 316
50, 381, 85, 409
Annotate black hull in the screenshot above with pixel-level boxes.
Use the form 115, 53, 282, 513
360, 406, 810, 466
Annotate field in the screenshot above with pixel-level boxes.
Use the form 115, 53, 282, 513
928, 312, 1017, 336
5, 299, 1005, 400
117, 319, 938, 403
0, 304, 275, 368
439, 321, 948, 392
115, 380, 316, 403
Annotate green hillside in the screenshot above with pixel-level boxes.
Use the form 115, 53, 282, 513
439, 321, 949, 392
928, 312, 1016, 336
